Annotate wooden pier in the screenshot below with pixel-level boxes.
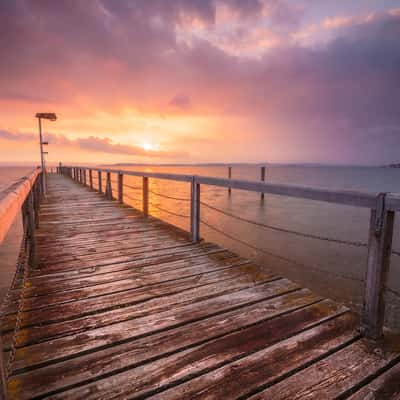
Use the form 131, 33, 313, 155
1, 170, 400, 399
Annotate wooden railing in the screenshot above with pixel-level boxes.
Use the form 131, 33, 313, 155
0, 167, 43, 399
58, 165, 400, 340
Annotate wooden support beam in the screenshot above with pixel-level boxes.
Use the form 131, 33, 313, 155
89, 169, 93, 189
361, 193, 395, 339
142, 177, 149, 217
118, 173, 123, 203
83, 169, 87, 186
191, 177, 200, 243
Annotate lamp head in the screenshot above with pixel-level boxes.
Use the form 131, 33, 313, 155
35, 113, 57, 121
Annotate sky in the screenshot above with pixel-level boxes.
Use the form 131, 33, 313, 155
0, 0, 399, 165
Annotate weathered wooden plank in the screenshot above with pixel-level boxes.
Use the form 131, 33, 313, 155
23, 254, 246, 300
48, 312, 359, 400
8, 298, 342, 399
347, 361, 400, 400
30, 242, 219, 276
5, 262, 267, 337
25, 249, 230, 287
11, 279, 299, 372
12, 272, 277, 348
250, 335, 400, 399
0, 255, 248, 330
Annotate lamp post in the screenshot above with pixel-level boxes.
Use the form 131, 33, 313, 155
35, 113, 57, 196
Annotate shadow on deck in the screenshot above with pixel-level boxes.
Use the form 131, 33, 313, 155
2, 174, 400, 399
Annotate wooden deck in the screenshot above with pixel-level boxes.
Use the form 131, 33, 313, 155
2, 174, 400, 399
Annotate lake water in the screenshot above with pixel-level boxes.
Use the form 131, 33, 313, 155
2, 165, 400, 330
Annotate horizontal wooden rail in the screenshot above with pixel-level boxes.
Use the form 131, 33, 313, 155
60, 164, 399, 340
62, 166, 380, 208
0, 168, 42, 244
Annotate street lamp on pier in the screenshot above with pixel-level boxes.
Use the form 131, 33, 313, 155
35, 113, 57, 195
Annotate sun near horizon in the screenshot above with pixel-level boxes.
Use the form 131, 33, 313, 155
0, 1, 399, 166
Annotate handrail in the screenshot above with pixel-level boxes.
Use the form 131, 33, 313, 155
0, 168, 42, 244
63, 166, 380, 208
59, 164, 398, 340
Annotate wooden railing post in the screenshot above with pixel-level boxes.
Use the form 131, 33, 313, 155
261, 166, 266, 200
118, 173, 123, 203
98, 171, 102, 193
89, 169, 93, 189
361, 193, 394, 339
83, 169, 87, 186
142, 177, 149, 217
191, 176, 200, 242
106, 172, 112, 200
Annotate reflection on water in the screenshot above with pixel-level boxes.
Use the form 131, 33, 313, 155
101, 165, 400, 330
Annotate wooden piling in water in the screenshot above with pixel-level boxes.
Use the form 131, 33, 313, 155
228, 166, 232, 195
191, 177, 200, 242
261, 166, 266, 200
118, 173, 123, 203
142, 176, 149, 216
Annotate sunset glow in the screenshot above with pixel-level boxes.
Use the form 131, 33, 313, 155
142, 142, 154, 151
1, 1, 399, 165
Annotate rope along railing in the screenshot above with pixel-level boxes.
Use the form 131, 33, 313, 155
200, 218, 363, 283
149, 189, 190, 202
150, 202, 190, 218
201, 201, 368, 248
124, 183, 140, 190
124, 194, 141, 202
60, 165, 400, 340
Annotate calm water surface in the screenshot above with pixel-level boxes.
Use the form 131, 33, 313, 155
1, 165, 400, 329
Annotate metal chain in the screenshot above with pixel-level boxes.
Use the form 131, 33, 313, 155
200, 201, 368, 248
124, 194, 141, 202
123, 183, 140, 190
148, 189, 190, 202
5, 227, 30, 378
150, 202, 190, 218
200, 218, 364, 283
